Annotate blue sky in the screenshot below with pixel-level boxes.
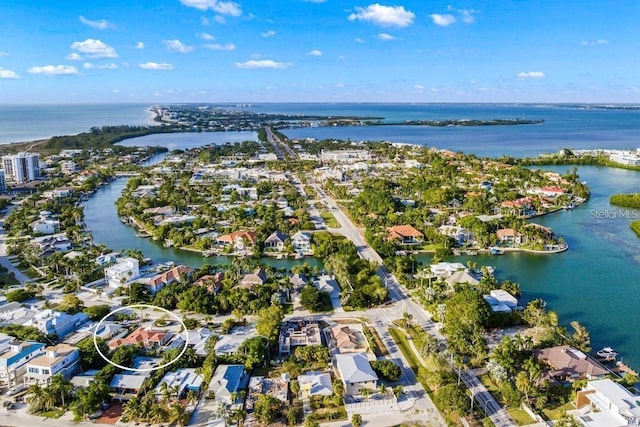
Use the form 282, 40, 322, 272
0, 0, 638, 103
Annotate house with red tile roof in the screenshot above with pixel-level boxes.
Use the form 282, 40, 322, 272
193, 272, 224, 294
108, 328, 171, 350
141, 265, 193, 294
216, 230, 257, 251
387, 225, 424, 245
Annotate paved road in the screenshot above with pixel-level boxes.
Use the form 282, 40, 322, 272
311, 181, 515, 427
263, 126, 297, 160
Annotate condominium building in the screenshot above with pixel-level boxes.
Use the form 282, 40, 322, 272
1, 152, 40, 184
24, 343, 80, 385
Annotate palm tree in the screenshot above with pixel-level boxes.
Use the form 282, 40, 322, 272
122, 397, 142, 422
48, 374, 73, 407
160, 381, 172, 402
168, 403, 188, 426
27, 383, 45, 413
185, 390, 198, 412
360, 387, 371, 401
515, 371, 532, 404
378, 384, 386, 397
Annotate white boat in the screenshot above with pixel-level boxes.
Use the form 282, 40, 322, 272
596, 347, 618, 359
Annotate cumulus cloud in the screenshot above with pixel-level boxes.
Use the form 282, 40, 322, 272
198, 32, 215, 40
204, 43, 236, 50
261, 30, 276, 38
139, 62, 174, 70
0, 52, 8, 57
65, 53, 83, 61
28, 65, 78, 75
83, 62, 117, 69
179, 0, 242, 16
348, 4, 415, 28
377, 33, 397, 40
235, 59, 291, 69
430, 14, 456, 26
414, 84, 425, 91
163, 39, 194, 53
517, 71, 546, 79
354, 37, 366, 44
135, 42, 145, 49
71, 39, 118, 58
0, 67, 19, 79
306, 49, 323, 56
79, 16, 114, 30
581, 39, 608, 46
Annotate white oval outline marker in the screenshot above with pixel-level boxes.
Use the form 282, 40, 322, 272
93, 303, 189, 372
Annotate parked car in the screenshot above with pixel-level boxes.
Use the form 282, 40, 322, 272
6, 384, 26, 396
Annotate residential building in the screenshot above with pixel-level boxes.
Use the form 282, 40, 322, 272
208, 364, 248, 409
534, 345, 608, 383
0, 338, 45, 387
214, 325, 256, 356
334, 352, 378, 396
70, 370, 99, 389
141, 265, 193, 294
24, 344, 80, 385
0, 170, 5, 192
193, 272, 224, 294
279, 319, 322, 356
437, 225, 474, 245
30, 234, 72, 255
110, 357, 161, 401
320, 149, 371, 164
575, 378, 640, 427
496, 228, 523, 245
483, 290, 521, 313
430, 262, 467, 278
2, 152, 40, 184
154, 368, 203, 399
216, 230, 257, 251
25, 309, 89, 339
264, 230, 287, 251
291, 231, 312, 253
445, 270, 480, 288
30, 218, 60, 235
387, 225, 424, 245
610, 151, 640, 167
298, 371, 333, 398
329, 325, 365, 353
167, 328, 214, 357
60, 161, 77, 174
312, 275, 341, 300
104, 257, 140, 288
248, 375, 289, 411
237, 268, 267, 290
108, 327, 171, 350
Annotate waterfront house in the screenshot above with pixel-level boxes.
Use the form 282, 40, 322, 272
30, 234, 72, 255
387, 225, 424, 245
141, 265, 193, 294
0, 338, 45, 387
496, 228, 523, 245
264, 230, 288, 251
154, 368, 203, 400
483, 290, 521, 313
575, 378, 640, 427
104, 257, 140, 288
216, 230, 257, 251
534, 345, 607, 383
334, 352, 378, 396
30, 218, 60, 235
108, 327, 171, 350
237, 268, 267, 290
445, 270, 480, 288
430, 262, 467, 278
23, 343, 80, 385
500, 197, 534, 216
142, 205, 176, 216
437, 225, 474, 246
193, 272, 224, 294
298, 371, 333, 398
208, 364, 248, 409
291, 231, 312, 253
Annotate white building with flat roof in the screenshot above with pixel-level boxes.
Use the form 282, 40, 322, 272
2, 152, 40, 184
104, 257, 140, 288
576, 378, 640, 427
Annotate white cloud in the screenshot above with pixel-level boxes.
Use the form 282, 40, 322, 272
306, 49, 323, 56
139, 62, 174, 70
163, 39, 194, 53
0, 67, 19, 79
201, 16, 210, 25
71, 39, 118, 58
261, 30, 276, 38
430, 14, 456, 26
338, 55, 345, 60
79, 16, 114, 30
581, 39, 608, 46
335, 82, 345, 87
414, 84, 425, 91
65, 53, 83, 61
235, 59, 291, 69
83, 62, 117, 69
135, 42, 145, 49
214, 15, 226, 23
458, 9, 477, 24
517, 71, 546, 79
179, 0, 242, 16
112, 89, 120, 93
354, 37, 366, 44
204, 43, 236, 50
0, 52, 8, 57
377, 32, 397, 40
198, 32, 215, 40
28, 65, 78, 75
348, 4, 415, 28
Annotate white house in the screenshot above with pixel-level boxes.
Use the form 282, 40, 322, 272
298, 371, 333, 398
0, 338, 45, 387
104, 257, 140, 288
291, 231, 312, 253
24, 344, 80, 385
24, 309, 89, 339
31, 219, 60, 235
154, 368, 203, 399
334, 352, 378, 396
208, 364, 248, 409
576, 378, 640, 427
264, 231, 287, 251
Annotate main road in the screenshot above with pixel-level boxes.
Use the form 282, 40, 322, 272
310, 182, 515, 427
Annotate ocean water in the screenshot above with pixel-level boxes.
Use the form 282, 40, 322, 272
0, 103, 154, 144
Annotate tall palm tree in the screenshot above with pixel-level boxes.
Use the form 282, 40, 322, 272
122, 397, 142, 422
27, 383, 45, 413
168, 403, 188, 426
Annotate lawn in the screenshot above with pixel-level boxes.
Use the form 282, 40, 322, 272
542, 401, 575, 421
507, 407, 534, 426
364, 326, 389, 357
282, 303, 294, 315
320, 211, 339, 228
0, 273, 19, 287
388, 327, 421, 371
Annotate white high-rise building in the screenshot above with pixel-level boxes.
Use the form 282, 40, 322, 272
1, 152, 40, 184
